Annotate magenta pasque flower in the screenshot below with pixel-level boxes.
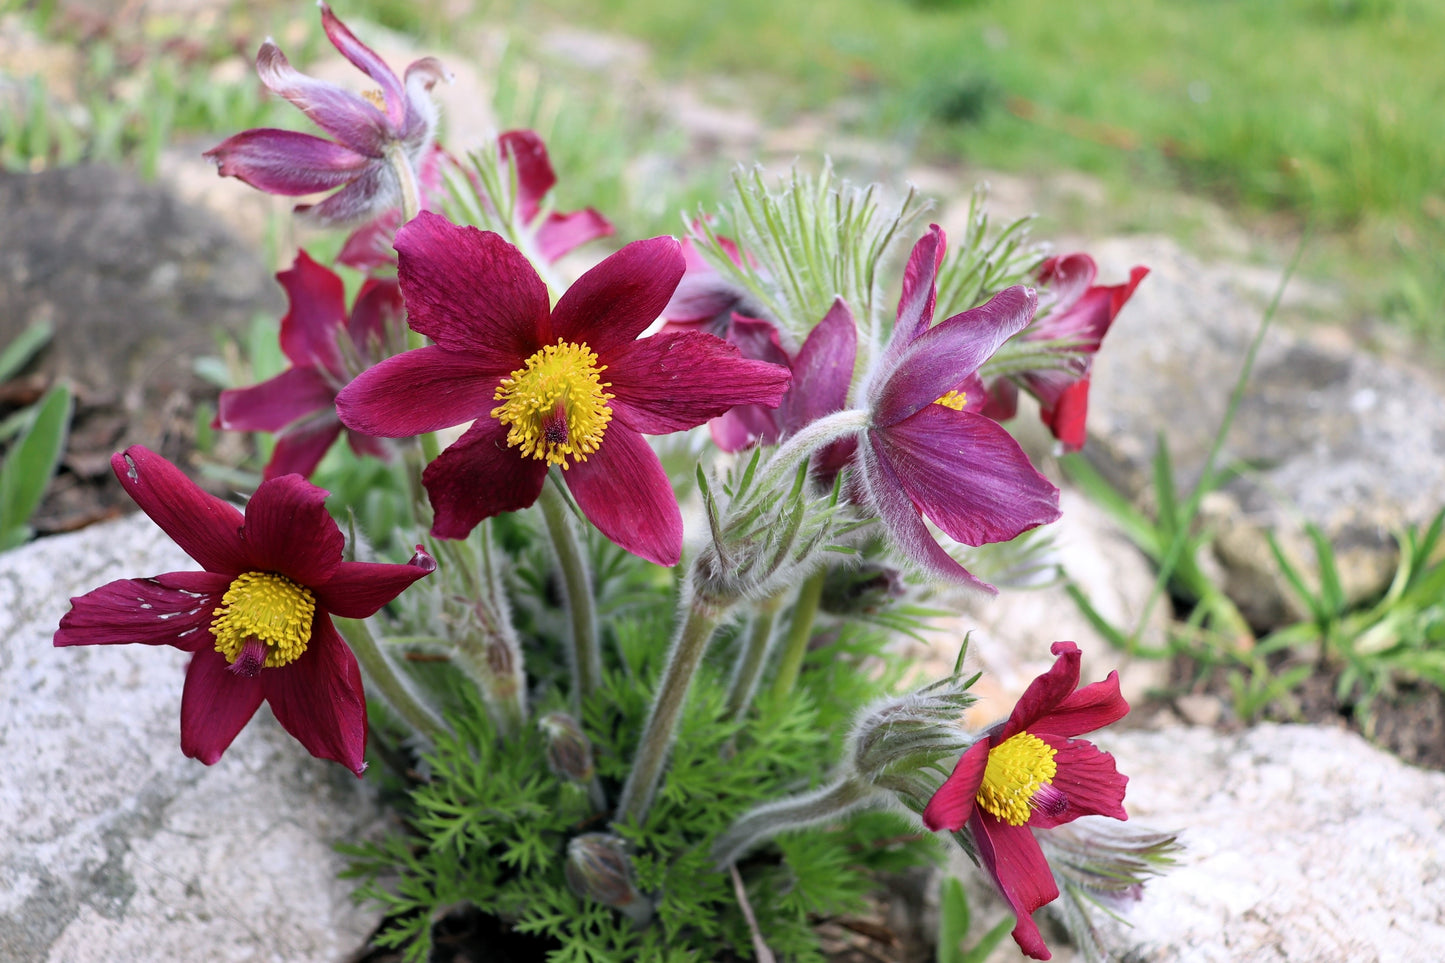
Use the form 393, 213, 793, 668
922, 641, 1129, 960
335, 211, 792, 566
204, 2, 448, 224
54, 446, 435, 775
661, 230, 755, 337
336, 131, 613, 272
215, 250, 402, 479
983, 254, 1148, 451
859, 225, 1060, 591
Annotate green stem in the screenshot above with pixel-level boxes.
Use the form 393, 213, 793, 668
725, 594, 783, 720
614, 590, 728, 827
440, 530, 528, 734
767, 569, 826, 702
335, 615, 449, 742
711, 775, 876, 867
538, 478, 601, 706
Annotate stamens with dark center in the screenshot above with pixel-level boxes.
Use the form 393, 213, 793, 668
491, 339, 614, 469
975, 731, 1060, 826
210, 571, 317, 672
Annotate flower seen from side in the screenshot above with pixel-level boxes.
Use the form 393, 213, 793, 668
335, 211, 792, 567
922, 641, 1130, 960
859, 225, 1060, 592
215, 250, 403, 479
204, 2, 449, 224
983, 253, 1148, 451
54, 446, 435, 774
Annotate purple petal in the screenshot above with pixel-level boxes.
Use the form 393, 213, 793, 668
857, 436, 994, 592
277, 251, 347, 371
240, 474, 343, 586
971, 812, 1060, 960
335, 346, 504, 437
395, 212, 549, 364
297, 164, 394, 224
111, 447, 246, 574
782, 297, 857, 431
179, 648, 265, 765
422, 420, 549, 539
549, 236, 685, 356
255, 41, 389, 154
319, 2, 405, 128
204, 128, 372, 196
535, 209, 615, 263
347, 277, 404, 351
263, 413, 344, 481
313, 549, 437, 619
1000, 641, 1082, 741
869, 405, 1060, 546
336, 213, 400, 271
607, 332, 791, 435
879, 225, 944, 372
54, 576, 222, 651
1034, 253, 1097, 320
1034, 666, 1129, 738
216, 366, 336, 434
1030, 736, 1129, 829
499, 129, 556, 221
921, 738, 989, 832
565, 425, 682, 566
263, 615, 368, 775
873, 286, 1037, 427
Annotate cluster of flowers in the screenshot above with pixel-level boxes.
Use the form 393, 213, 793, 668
53, 6, 1156, 959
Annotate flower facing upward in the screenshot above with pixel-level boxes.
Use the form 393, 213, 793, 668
922, 641, 1130, 960
983, 254, 1148, 451
54, 446, 435, 774
204, 3, 448, 224
859, 225, 1060, 592
335, 211, 792, 566
215, 250, 403, 479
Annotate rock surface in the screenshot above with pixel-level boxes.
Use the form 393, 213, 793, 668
950, 722, 1445, 963
0, 512, 384, 963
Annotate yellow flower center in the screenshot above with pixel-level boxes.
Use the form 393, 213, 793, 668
210, 571, 317, 673
361, 88, 387, 111
490, 339, 614, 469
934, 390, 968, 411
976, 731, 1059, 826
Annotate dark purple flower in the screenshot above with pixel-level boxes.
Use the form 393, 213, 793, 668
204, 3, 448, 224
709, 298, 857, 452
984, 254, 1148, 451
859, 225, 1061, 592
661, 230, 754, 337
922, 641, 1130, 960
54, 446, 435, 774
335, 211, 791, 566
216, 250, 402, 480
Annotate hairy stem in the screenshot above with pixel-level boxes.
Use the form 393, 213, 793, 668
538, 478, 601, 706
767, 569, 826, 702
335, 615, 449, 741
726, 594, 784, 720
712, 775, 878, 867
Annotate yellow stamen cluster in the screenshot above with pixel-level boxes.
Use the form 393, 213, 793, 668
934, 390, 968, 411
361, 88, 387, 111
491, 339, 614, 469
976, 731, 1059, 826
210, 571, 317, 670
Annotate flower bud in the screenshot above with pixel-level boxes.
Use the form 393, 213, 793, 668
565, 833, 641, 909
538, 711, 595, 784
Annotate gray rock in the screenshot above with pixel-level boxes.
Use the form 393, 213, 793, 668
949, 723, 1445, 962
0, 512, 384, 963
1083, 235, 1445, 625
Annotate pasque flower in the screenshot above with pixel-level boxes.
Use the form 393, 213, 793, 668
661, 230, 756, 337
921, 641, 1130, 961
215, 250, 403, 479
859, 225, 1060, 591
983, 254, 1148, 451
204, 3, 448, 224
335, 211, 791, 566
54, 446, 435, 774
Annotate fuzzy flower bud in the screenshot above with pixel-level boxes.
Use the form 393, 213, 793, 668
849, 673, 979, 790
539, 711, 595, 784
565, 833, 642, 910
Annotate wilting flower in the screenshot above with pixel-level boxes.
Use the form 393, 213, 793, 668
54, 446, 435, 774
984, 254, 1148, 451
859, 225, 1060, 591
215, 250, 403, 479
335, 211, 791, 566
204, 2, 448, 224
710, 298, 856, 452
922, 641, 1130, 961
336, 131, 613, 272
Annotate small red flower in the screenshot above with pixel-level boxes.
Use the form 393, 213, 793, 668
215, 250, 402, 479
922, 641, 1129, 960
54, 446, 435, 775
335, 211, 791, 566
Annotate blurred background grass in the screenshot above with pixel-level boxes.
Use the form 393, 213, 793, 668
4, 0, 1442, 348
